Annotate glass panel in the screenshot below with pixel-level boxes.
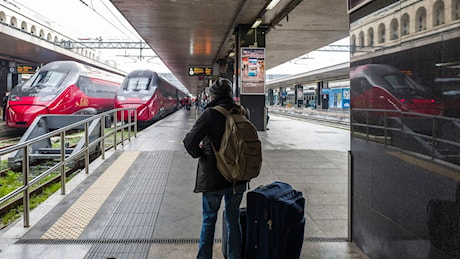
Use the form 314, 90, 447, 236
350, 1, 460, 258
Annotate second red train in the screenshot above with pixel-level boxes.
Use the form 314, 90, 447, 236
115, 69, 188, 123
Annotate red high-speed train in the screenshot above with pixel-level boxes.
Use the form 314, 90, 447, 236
114, 69, 187, 123
6, 61, 124, 128
350, 64, 443, 119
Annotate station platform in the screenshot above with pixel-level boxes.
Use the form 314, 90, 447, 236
0, 108, 368, 259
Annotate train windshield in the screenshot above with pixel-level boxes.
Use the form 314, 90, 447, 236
383, 74, 418, 91
28, 71, 67, 92
124, 77, 152, 91
381, 73, 431, 99
358, 65, 433, 100
19, 69, 71, 95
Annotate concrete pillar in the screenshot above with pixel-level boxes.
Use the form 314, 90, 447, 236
0, 60, 8, 95
7, 61, 18, 91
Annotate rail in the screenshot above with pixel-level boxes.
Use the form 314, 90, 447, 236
351, 108, 460, 165
268, 106, 350, 129
0, 108, 137, 227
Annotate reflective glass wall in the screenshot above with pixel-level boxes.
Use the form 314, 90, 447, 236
349, 0, 460, 258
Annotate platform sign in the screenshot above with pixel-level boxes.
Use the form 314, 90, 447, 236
240, 47, 265, 94
17, 65, 38, 74
188, 66, 212, 76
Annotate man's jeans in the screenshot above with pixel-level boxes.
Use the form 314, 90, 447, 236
197, 184, 246, 259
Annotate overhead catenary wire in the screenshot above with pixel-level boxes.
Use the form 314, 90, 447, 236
9, 0, 138, 42
98, 0, 141, 41
78, 0, 140, 41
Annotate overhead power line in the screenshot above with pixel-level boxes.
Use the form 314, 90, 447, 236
79, 0, 89, 7
61, 41, 149, 49
77, 0, 139, 41
97, 0, 139, 40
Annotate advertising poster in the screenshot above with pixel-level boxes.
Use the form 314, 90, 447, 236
342, 88, 350, 108
241, 47, 265, 94
296, 85, 304, 106
329, 88, 350, 109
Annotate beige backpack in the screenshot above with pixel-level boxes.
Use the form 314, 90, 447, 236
211, 105, 262, 183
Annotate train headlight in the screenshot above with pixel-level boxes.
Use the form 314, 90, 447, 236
117, 96, 126, 101
39, 95, 56, 102
10, 95, 20, 101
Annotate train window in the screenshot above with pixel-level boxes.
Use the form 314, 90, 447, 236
29, 71, 66, 92
78, 76, 117, 98
93, 82, 117, 98
78, 77, 91, 95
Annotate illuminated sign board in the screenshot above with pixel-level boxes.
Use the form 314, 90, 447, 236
188, 66, 212, 76
17, 65, 39, 74
240, 47, 265, 94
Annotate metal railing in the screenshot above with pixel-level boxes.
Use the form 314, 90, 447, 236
351, 108, 460, 164
0, 108, 137, 227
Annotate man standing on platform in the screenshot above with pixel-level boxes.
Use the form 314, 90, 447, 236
2, 91, 9, 121
183, 78, 247, 258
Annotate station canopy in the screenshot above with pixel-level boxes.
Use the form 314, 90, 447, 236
110, 0, 349, 95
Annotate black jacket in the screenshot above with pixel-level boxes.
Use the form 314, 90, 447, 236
183, 96, 247, 193
2, 95, 8, 107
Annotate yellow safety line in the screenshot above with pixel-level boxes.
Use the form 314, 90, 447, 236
41, 151, 140, 239
386, 151, 460, 182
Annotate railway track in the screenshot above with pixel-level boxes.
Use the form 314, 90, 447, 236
270, 109, 350, 130
0, 126, 26, 139
0, 137, 22, 150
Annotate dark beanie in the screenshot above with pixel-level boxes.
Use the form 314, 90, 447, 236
209, 78, 232, 97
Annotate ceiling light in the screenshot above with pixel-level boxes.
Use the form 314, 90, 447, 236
251, 19, 262, 28
266, 0, 281, 10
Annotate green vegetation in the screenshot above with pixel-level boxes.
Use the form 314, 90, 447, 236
0, 161, 74, 228
1, 181, 62, 226
0, 170, 21, 197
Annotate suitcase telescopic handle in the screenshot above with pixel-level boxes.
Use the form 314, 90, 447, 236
254, 220, 259, 249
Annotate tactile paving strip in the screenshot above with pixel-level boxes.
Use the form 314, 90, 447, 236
41, 151, 140, 239
85, 151, 174, 259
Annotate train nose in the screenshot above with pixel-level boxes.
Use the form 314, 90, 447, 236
116, 104, 146, 121
7, 105, 48, 128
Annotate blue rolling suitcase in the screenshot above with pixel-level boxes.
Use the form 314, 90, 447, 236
245, 181, 306, 258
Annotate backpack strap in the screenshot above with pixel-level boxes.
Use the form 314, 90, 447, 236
211, 105, 230, 116
210, 105, 229, 154
212, 105, 245, 116
209, 105, 228, 153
